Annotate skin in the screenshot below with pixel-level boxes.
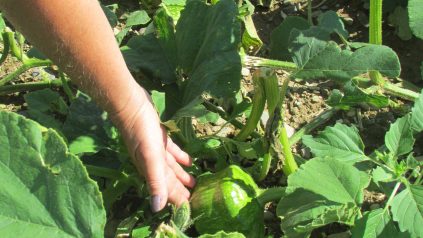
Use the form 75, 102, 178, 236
0, 0, 195, 211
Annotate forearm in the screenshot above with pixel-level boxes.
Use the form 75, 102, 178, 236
0, 0, 143, 115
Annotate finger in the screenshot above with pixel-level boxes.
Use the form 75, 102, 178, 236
166, 151, 196, 188
166, 139, 192, 166
134, 124, 169, 212
167, 177, 191, 206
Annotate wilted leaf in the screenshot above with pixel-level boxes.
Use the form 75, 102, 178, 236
198, 231, 246, 238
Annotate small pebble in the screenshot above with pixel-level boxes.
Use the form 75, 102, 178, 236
241, 68, 250, 76
301, 147, 311, 159
311, 95, 320, 103
285, 123, 295, 137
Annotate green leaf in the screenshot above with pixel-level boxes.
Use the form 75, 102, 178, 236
132, 226, 152, 238
290, 36, 401, 81
317, 10, 349, 39
351, 208, 405, 238
242, 15, 263, 53
126, 10, 151, 27
411, 90, 423, 133
198, 231, 246, 238
269, 16, 310, 61
385, 114, 414, 157
24, 89, 68, 130
277, 157, 369, 237
151, 90, 167, 119
101, 4, 118, 27
327, 82, 389, 109
63, 92, 118, 154
162, 0, 186, 23
0, 110, 106, 237
288, 157, 370, 205
176, 0, 241, 104
388, 7, 413, 41
391, 184, 423, 237
408, 0, 423, 39
372, 166, 396, 187
302, 123, 369, 164
0, 13, 6, 32
123, 9, 177, 84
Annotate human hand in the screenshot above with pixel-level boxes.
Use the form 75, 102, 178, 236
111, 84, 196, 212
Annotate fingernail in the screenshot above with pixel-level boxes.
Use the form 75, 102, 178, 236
150, 195, 162, 213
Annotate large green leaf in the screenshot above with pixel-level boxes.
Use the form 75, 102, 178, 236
391, 184, 423, 237
408, 0, 423, 39
62, 92, 118, 154
176, 0, 241, 104
0, 110, 106, 237
123, 9, 177, 84
24, 89, 68, 130
302, 123, 369, 164
123, 0, 241, 106
269, 16, 310, 61
411, 90, 423, 133
351, 208, 407, 238
289, 30, 401, 81
385, 114, 414, 157
277, 157, 370, 237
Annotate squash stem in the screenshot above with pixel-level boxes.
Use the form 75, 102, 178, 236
257, 186, 286, 206
242, 55, 298, 71
0, 58, 52, 86
279, 77, 298, 176
0, 79, 64, 95
0, 32, 10, 66
288, 107, 337, 146
369, 0, 385, 87
236, 70, 267, 141
307, 0, 313, 25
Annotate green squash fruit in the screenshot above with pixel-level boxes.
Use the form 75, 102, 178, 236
190, 165, 265, 238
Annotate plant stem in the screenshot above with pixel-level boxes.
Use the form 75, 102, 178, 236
382, 82, 420, 101
0, 59, 52, 86
85, 164, 128, 180
242, 55, 298, 71
257, 152, 272, 182
369, 0, 385, 87
279, 77, 298, 175
0, 32, 10, 65
0, 79, 64, 95
59, 72, 75, 101
202, 100, 261, 138
307, 0, 313, 25
257, 186, 286, 206
288, 107, 337, 146
383, 182, 401, 212
369, 0, 383, 45
236, 70, 267, 141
